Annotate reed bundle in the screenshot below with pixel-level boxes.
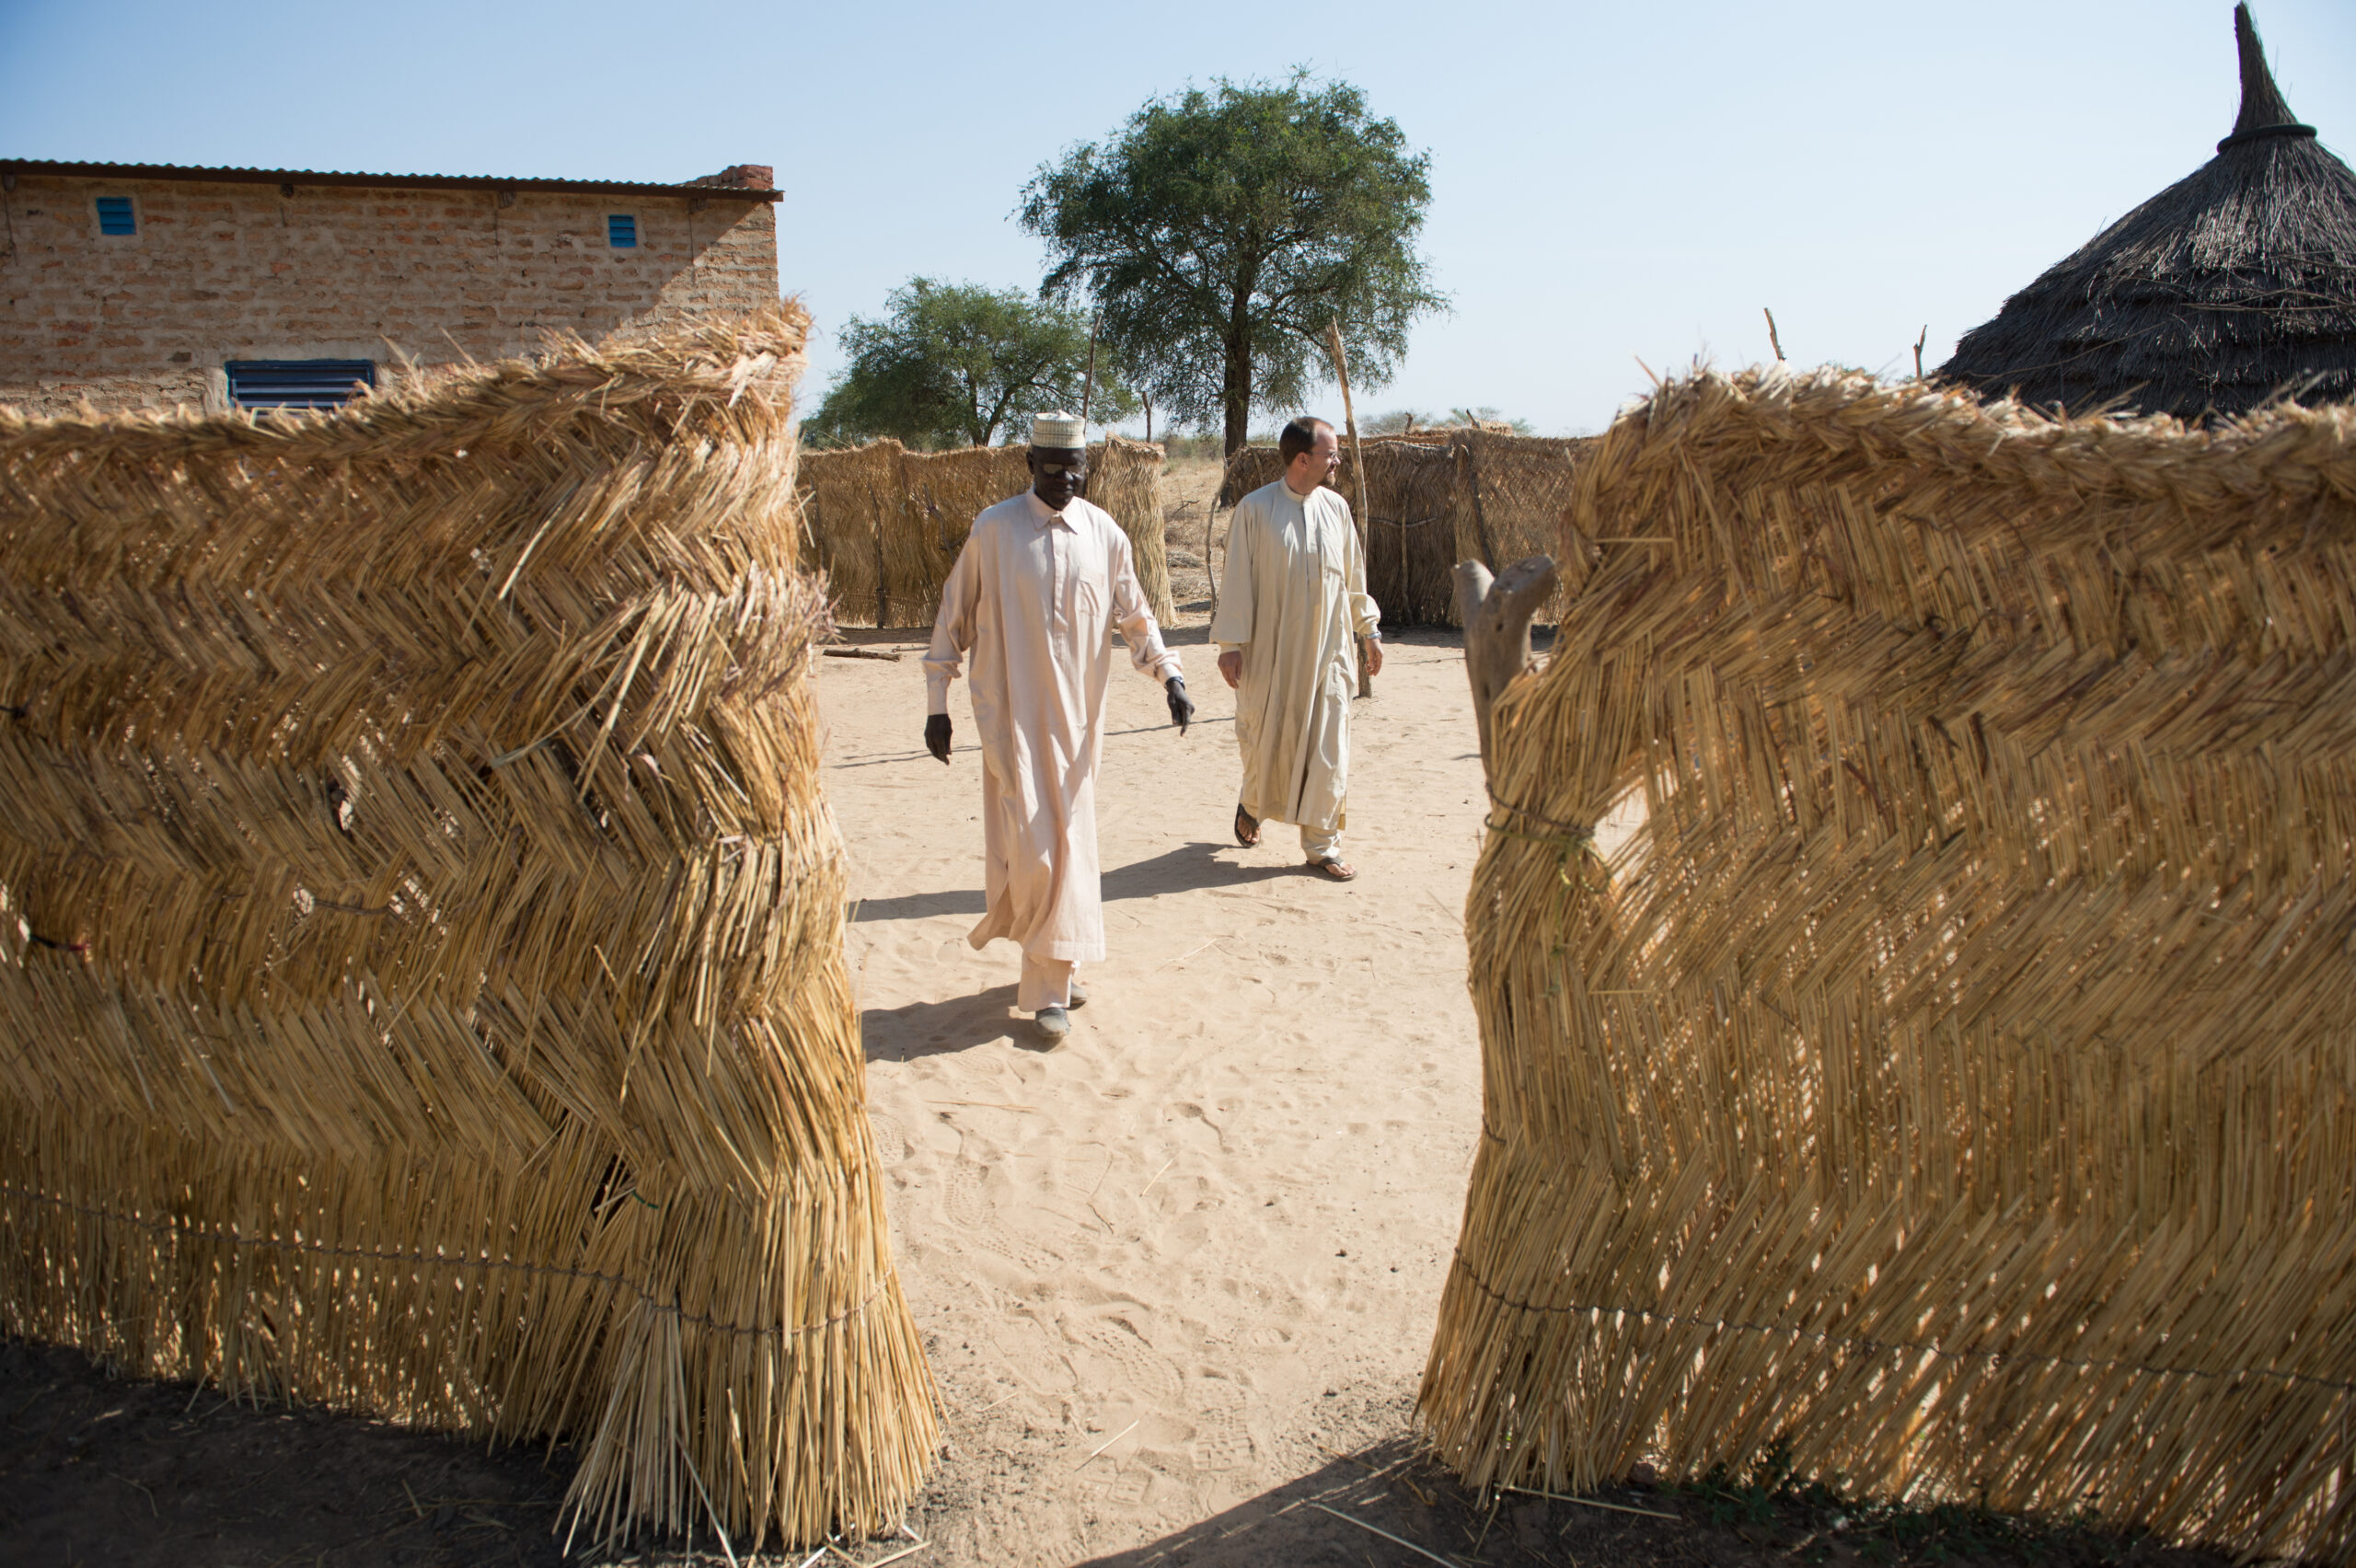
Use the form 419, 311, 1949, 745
803, 435, 1172, 628
1218, 432, 1589, 627
1420, 365, 2356, 1562
0, 306, 937, 1550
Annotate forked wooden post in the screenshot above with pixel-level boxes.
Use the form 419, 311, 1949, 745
1325, 317, 1375, 699
1454, 554, 1558, 781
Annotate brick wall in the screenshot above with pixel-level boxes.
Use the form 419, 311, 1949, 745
0, 172, 780, 414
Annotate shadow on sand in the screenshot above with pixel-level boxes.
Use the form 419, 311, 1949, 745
854, 888, 989, 923
1070, 1436, 1517, 1568
1103, 841, 1301, 901
861, 984, 1026, 1063
856, 847, 1308, 1063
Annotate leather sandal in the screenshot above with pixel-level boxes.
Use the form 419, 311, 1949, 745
1308, 857, 1357, 882
1234, 804, 1261, 847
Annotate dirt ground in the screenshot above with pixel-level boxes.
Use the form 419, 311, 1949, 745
0, 455, 2245, 1568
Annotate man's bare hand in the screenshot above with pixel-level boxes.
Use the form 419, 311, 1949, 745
1217, 650, 1243, 689
925, 712, 953, 764
1363, 638, 1384, 678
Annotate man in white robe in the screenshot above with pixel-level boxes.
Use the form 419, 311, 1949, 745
1211, 417, 1382, 880
923, 410, 1194, 1041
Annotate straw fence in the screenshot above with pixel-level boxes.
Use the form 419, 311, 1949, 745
803, 434, 1172, 628
1217, 432, 1588, 627
1420, 365, 2356, 1561
0, 307, 936, 1551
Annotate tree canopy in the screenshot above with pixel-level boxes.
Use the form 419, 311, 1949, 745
804, 278, 1132, 450
1021, 75, 1445, 457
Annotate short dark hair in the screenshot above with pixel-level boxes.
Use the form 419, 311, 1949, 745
1278, 417, 1332, 464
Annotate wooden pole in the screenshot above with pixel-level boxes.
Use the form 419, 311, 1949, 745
1080, 310, 1101, 428
1325, 317, 1374, 699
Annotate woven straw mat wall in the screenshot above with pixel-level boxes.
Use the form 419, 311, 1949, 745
803, 435, 1172, 628
1218, 432, 1588, 627
1421, 366, 2356, 1562
0, 306, 937, 1551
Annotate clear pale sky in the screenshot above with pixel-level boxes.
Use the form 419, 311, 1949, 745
5, 0, 2350, 436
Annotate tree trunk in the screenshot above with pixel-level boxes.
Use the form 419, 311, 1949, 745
1222, 354, 1251, 458
1222, 299, 1253, 459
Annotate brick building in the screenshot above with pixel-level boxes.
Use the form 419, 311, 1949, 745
0, 159, 781, 415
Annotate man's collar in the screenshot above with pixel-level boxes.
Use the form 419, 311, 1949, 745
1282, 479, 1321, 502
1024, 490, 1077, 527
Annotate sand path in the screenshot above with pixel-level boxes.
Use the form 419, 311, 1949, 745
824, 607, 1489, 1564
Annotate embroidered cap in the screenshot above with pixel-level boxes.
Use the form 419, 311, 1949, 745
1030, 409, 1086, 449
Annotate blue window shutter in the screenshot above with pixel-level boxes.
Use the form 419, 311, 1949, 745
225, 360, 376, 411
607, 213, 637, 248
95, 196, 136, 235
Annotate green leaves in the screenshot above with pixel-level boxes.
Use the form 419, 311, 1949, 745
1021, 75, 1447, 455
805, 279, 1134, 450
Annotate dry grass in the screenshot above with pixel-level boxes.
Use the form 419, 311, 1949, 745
1422, 365, 2356, 1562
0, 306, 937, 1551
803, 435, 1173, 628
1217, 433, 1590, 627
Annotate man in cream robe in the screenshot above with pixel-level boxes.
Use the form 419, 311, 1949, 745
923, 411, 1194, 1040
1212, 417, 1382, 880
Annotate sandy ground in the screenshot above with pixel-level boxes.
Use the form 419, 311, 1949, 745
837, 595, 1492, 1563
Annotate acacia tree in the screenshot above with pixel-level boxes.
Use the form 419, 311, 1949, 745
805, 277, 1133, 449
1021, 75, 1444, 457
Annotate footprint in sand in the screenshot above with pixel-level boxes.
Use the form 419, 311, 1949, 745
944, 1154, 1060, 1276
1063, 1309, 1184, 1402
865, 1110, 910, 1163
1185, 1378, 1254, 1473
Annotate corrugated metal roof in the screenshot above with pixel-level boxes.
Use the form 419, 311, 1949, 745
0, 159, 781, 202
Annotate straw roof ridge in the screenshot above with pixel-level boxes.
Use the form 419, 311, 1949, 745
1938, 6, 2356, 421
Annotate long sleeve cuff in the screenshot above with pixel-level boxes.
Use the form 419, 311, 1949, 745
925, 671, 952, 716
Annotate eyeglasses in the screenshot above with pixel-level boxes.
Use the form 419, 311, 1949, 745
1037, 461, 1088, 477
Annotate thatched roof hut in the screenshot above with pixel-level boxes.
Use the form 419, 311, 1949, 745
1940, 5, 2356, 419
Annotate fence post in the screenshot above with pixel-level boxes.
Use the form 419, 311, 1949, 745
1457, 436, 1500, 572
866, 481, 889, 628
1325, 319, 1375, 698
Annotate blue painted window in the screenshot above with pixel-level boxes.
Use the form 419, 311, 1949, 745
225, 360, 376, 411
607, 213, 637, 248
95, 196, 136, 236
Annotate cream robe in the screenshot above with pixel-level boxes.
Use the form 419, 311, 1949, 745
1210, 479, 1380, 834
924, 490, 1182, 964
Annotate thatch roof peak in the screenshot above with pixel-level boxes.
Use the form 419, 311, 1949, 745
1937, 5, 2356, 422
2222, 3, 2313, 150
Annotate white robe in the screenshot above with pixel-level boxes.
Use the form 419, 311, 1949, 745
924, 490, 1181, 964
1210, 479, 1380, 834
